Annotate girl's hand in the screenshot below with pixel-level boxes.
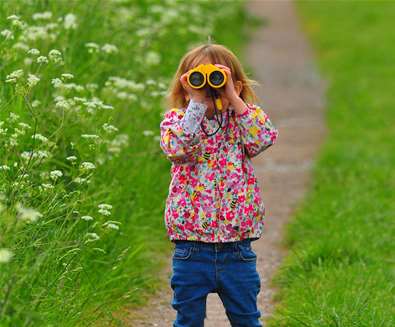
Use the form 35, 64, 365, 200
214, 64, 240, 103
179, 72, 210, 105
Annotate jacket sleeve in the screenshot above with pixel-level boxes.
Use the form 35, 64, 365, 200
159, 98, 207, 164
235, 103, 279, 158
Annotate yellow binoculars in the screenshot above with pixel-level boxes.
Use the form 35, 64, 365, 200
187, 63, 227, 89
186, 64, 227, 110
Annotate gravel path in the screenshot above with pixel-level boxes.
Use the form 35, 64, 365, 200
118, 0, 326, 325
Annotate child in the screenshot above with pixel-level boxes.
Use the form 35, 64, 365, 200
159, 43, 279, 327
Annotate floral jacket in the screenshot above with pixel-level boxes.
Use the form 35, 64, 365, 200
159, 98, 279, 243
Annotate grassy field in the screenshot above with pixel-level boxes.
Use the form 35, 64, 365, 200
0, 1, 261, 325
267, 1, 395, 326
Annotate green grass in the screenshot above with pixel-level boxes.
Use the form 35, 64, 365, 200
0, 1, 263, 326
267, 1, 395, 326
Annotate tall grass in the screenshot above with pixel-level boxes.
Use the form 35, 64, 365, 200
267, 1, 395, 326
0, 0, 258, 325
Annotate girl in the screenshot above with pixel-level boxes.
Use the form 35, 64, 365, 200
159, 43, 279, 327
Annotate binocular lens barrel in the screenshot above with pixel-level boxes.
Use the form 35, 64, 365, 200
209, 71, 225, 86
189, 71, 205, 87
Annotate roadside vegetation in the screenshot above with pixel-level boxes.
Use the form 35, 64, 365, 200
0, 0, 259, 325
267, 2, 394, 326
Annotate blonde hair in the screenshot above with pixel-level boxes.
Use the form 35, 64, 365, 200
163, 43, 261, 111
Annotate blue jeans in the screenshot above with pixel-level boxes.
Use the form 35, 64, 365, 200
170, 238, 262, 327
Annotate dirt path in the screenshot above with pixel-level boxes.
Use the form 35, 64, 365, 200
119, 0, 326, 325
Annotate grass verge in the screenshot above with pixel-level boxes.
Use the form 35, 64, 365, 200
267, 2, 395, 326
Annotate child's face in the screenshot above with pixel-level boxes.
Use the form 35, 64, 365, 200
186, 58, 240, 112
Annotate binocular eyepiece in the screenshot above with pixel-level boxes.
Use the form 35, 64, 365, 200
187, 63, 227, 89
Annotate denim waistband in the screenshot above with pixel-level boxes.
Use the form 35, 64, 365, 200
172, 238, 257, 251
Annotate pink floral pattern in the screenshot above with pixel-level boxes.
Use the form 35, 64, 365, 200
159, 99, 279, 242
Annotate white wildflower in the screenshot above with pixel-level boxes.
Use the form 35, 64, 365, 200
98, 203, 112, 210
20, 151, 32, 160
80, 161, 96, 171
8, 112, 20, 122
50, 170, 63, 180
24, 26, 48, 41
142, 130, 154, 136
64, 13, 77, 29
32, 11, 52, 20
0, 249, 13, 263
106, 76, 145, 92
0, 165, 11, 171
81, 134, 99, 140
145, 51, 161, 66
45, 22, 58, 30
66, 155, 77, 162
5, 69, 24, 83
96, 156, 106, 166
85, 232, 100, 243
21, 150, 50, 160
15, 202, 43, 223
13, 128, 25, 136
102, 123, 118, 133
55, 98, 70, 110
73, 177, 90, 184
31, 133, 48, 143
84, 84, 97, 93
27, 48, 40, 56
13, 42, 29, 51
80, 96, 114, 111
116, 91, 136, 101
41, 183, 54, 190
101, 43, 118, 54
51, 78, 63, 88
18, 122, 31, 130
101, 104, 114, 110
103, 222, 119, 230
11, 19, 25, 29
136, 28, 150, 38
98, 208, 111, 216
7, 15, 20, 21
62, 83, 84, 92
102, 220, 121, 230
1, 29, 13, 40
145, 79, 156, 86
27, 74, 40, 87
85, 42, 100, 53
31, 100, 41, 108
37, 56, 48, 64
81, 215, 94, 221
158, 81, 166, 89
149, 5, 164, 14
24, 58, 33, 66
61, 73, 74, 80
107, 134, 129, 154
48, 49, 62, 63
